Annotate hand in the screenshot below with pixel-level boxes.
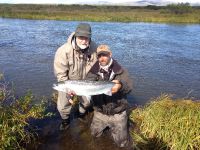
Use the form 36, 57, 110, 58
111, 80, 122, 94
68, 98, 74, 105
66, 90, 76, 105
67, 90, 76, 97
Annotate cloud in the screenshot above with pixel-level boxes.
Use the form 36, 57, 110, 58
0, 0, 199, 5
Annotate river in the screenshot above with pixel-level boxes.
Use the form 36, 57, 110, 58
1, 18, 200, 150
1, 18, 200, 105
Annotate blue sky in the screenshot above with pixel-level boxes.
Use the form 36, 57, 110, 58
0, 0, 199, 5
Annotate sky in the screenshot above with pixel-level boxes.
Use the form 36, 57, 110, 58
0, 0, 199, 5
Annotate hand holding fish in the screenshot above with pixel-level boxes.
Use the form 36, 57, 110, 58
111, 80, 122, 94
67, 90, 76, 97
66, 90, 76, 105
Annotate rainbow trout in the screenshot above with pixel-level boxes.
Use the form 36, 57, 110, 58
53, 80, 115, 96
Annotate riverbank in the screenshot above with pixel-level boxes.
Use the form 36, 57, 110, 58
0, 75, 51, 149
0, 4, 200, 23
25, 95, 200, 150
130, 95, 200, 150
1, 78, 199, 149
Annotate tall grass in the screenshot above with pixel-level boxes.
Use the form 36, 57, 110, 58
0, 75, 51, 149
0, 4, 200, 23
130, 95, 200, 150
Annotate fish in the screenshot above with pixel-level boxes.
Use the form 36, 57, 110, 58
53, 80, 115, 96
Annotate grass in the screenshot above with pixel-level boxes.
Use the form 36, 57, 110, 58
0, 74, 51, 150
130, 95, 200, 150
1, 71, 200, 149
0, 4, 200, 23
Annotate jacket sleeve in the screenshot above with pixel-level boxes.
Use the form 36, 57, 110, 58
54, 45, 69, 82
118, 68, 133, 95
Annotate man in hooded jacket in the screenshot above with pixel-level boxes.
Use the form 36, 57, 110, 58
54, 23, 97, 130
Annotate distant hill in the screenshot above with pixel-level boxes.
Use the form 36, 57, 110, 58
0, 0, 199, 6
88, 0, 200, 6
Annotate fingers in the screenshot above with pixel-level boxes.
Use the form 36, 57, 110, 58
68, 98, 74, 105
112, 80, 120, 84
67, 90, 76, 97
111, 81, 122, 94
66, 90, 76, 105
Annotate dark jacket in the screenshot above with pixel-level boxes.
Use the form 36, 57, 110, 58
86, 59, 133, 115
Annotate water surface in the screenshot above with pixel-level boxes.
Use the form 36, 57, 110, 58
0, 18, 200, 106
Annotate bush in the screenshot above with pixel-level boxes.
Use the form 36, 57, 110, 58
0, 76, 50, 149
146, 5, 160, 10
166, 3, 192, 14
130, 95, 200, 150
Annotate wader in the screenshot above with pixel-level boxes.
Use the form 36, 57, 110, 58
90, 110, 130, 147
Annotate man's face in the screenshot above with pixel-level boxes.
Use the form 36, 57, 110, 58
98, 53, 111, 66
76, 36, 90, 49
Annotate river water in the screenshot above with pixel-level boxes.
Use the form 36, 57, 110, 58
0, 18, 200, 149
1, 18, 200, 105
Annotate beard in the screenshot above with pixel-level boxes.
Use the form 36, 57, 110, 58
99, 61, 107, 66
99, 58, 113, 70
77, 43, 89, 50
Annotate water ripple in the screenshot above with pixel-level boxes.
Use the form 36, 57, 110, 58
0, 19, 200, 105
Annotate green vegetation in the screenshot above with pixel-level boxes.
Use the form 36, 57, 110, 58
1, 71, 200, 149
166, 2, 192, 14
0, 75, 51, 150
130, 95, 200, 150
0, 3, 200, 23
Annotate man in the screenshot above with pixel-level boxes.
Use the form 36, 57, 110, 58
54, 23, 97, 130
86, 45, 133, 147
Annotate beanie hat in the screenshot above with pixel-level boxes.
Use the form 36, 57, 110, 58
75, 23, 91, 38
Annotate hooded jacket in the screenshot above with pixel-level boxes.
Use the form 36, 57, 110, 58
54, 32, 97, 82
86, 59, 133, 115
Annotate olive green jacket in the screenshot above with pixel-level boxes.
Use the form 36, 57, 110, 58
54, 32, 97, 82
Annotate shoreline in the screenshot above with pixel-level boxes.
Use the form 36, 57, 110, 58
0, 4, 200, 24
1, 73, 199, 149
1, 16, 200, 25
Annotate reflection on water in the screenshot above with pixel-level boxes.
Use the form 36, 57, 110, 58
0, 18, 200, 105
